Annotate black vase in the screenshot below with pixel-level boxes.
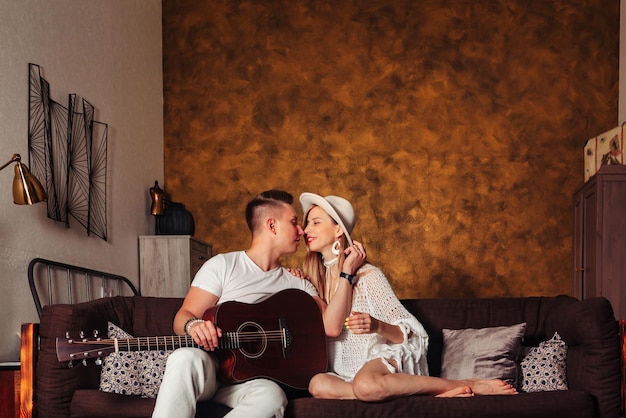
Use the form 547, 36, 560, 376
155, 201, 195, 235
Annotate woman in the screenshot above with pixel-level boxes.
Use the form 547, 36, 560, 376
299, 192, 518, 400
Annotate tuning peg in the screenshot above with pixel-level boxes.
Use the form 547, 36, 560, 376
82, 359, 87, 367
79, 331, 85, 339
67, 361, 74, 369
65, 331, 70, 339
95, 357, 102, 366
93, 330, 99, 338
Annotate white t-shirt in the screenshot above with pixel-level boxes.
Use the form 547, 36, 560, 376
191, 250, 318, 303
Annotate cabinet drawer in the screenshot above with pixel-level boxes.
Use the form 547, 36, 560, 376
191, 238, 209, 254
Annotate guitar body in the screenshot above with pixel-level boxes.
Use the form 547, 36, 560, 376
204, 289, 327, 389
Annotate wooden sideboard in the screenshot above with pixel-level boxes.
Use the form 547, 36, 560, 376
139, 235, 212, 297
573, 165, 626, 319
0, 363, 19, 418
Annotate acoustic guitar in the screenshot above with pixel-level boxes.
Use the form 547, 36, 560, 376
56, 288, 328, 389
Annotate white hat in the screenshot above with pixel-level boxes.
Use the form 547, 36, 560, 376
299, 192, 355, 246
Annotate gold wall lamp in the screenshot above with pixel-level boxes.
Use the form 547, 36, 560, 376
0, 154, 47, 205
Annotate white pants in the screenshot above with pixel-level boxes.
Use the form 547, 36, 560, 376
151, 348, 287, 418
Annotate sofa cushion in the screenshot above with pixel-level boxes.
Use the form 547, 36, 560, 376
130, 296, 182, 336
440, 322, 526, 384
286, 390, 595, 418
70, 390, 231, 418
520, 331, 568, 392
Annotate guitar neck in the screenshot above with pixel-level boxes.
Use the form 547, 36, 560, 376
57, 328, 287, 362
111, 332, 257, 353
112, 335, 200, 352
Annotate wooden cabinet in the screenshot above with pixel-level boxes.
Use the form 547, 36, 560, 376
573, 165, 626, 319
0, 363, 19, 418
139, 235, 212, 297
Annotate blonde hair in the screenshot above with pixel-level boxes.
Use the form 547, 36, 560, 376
302, 205, 350, 303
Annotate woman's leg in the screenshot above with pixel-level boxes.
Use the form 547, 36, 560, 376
351, 359, 516, 402
308, 373, 356, 400
352, 359, 453, 401
460, 379, 518, 395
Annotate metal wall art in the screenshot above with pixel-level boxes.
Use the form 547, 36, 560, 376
27, 63, 108, 241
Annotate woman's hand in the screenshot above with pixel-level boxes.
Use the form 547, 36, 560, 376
342, 240, 367, 276
345, 311, 403, 343
344, 311, 377, 334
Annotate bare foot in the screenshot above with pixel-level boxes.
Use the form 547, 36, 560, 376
436, 386, 474, 398
465, 379, 517, 395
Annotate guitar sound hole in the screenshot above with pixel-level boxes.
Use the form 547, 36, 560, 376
237, 321, 267, 359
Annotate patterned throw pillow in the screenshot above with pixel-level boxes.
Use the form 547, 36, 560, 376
99, 322, 171, 398
519, 331, 568, 392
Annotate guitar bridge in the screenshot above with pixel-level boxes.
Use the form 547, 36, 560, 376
278, 317, 292, 359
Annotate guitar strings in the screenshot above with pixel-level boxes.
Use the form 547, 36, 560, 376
74, 331, 288, 350
88, 331, 286, 343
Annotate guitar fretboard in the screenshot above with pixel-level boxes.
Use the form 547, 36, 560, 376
108, 330, 287, 352
115, 335, 199, 352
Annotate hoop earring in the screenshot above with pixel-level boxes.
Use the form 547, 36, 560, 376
331, 240, 341, 256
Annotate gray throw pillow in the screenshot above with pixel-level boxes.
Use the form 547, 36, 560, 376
441, 322, 526, 385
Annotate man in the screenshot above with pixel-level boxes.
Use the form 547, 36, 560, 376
151, 190, 319, 418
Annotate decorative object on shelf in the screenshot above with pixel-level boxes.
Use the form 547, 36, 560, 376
27, 63, 108, 240
149, 180, 165, 215
0, 153, 47, 204
155, 201, 195, 235
149, 180, 195, 235
584, 124, 624, 182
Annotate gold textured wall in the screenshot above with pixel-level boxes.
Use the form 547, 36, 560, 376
162, 0, 618, 299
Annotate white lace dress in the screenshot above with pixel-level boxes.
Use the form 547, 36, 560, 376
327, 263, 429, 381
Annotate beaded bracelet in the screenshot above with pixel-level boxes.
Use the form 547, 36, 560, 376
183, 317, 204, 335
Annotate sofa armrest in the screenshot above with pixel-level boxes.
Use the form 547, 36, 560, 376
619, 319, 626, 416
37, 297, 136, 418
20, 323, 39, 418
553, 297, 621, 418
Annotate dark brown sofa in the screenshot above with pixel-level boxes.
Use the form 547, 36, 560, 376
23, 294, 621, 418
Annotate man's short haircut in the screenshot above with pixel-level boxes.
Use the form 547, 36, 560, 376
245, 189, 294, 232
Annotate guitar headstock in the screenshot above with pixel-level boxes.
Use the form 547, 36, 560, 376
56, 335, 116, 364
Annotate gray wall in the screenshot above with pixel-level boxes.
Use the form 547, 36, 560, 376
0, 0, 163, 361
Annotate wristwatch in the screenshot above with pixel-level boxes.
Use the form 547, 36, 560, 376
340, 271, 357, 285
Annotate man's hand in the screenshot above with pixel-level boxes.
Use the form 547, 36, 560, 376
287, 267, 310, 281
188, 319, 222, 350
